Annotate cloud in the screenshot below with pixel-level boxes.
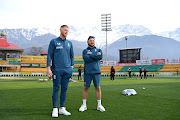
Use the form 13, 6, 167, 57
0, 0, 180, 33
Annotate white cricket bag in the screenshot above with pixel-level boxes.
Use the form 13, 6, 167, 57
122, 89, 137, 96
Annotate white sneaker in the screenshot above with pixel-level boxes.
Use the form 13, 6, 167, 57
52, 108, 58, 117
59, 107, 71, 115
97, 105, 105, 112
79, 104, 87, 112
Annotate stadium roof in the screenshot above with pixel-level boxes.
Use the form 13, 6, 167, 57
119, 47, 142, 50
0, 36, 23, 51
40, 51, 48, 55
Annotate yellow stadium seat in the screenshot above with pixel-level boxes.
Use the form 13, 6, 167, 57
100, 66, 123, 72
159, 64, 180, 72
0, 60, 7, 64
2, 67, 20, 72
21, 60, 46, 64
21, 68, 47, 72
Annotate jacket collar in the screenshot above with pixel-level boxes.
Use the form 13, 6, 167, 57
59, 37, 66, 41
87, 46, 96, 49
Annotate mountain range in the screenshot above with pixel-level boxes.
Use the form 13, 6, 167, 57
106, 35, 180, 61
1, 24, 180, 61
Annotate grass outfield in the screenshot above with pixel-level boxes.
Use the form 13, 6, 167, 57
0, 76, 179, 120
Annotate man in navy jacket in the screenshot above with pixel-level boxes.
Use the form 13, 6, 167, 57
79, 36, 105, 112
47, 25, 74, 117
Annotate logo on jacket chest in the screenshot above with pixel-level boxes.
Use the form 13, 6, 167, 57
87, 50, 92, 55
56, 43, 63, 49
56, 42, 70, 49
56, 46, 63, 49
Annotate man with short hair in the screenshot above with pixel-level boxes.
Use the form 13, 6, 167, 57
47, 25, 74, 117
79, 36, 105, 112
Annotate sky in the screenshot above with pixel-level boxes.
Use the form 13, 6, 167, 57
0, 0, 180, 33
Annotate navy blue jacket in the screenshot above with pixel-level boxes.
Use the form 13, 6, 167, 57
47, 37, 74, 71
83, 47, 102, 74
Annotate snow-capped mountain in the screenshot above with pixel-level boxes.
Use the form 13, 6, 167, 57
68, 24, 152, 48
157, 28, 180, 42
4, 28, 37, 41
31, 27, 60, 36
0, 24, 153, 48
0, 28, 56, 49
30, 24, 152, 48
1, 24, 180, 50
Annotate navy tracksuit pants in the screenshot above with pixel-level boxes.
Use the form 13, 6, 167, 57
52, 67, 73, 108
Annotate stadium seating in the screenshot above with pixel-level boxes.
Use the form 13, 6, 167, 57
2, 67, 20, 72
8, 61, 21, 65
119, 65, 164, 72
73, 66, 123, 73
74, 64, 84, 68
73, 68, 78, 72
100, 66, 123, 72
21, 68, 46, 72
73, 68, 84, 72
158, 64, 180, 72
5, 55, 179, 73
21, 60, 46, 64
74, 61, 84, 64
0, 60, 7, 64
74, 56, 83, 61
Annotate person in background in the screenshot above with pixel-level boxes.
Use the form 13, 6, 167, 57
78, 66, 82, 80
110, 66, 115, 81
139, 67, 142, 80
176, 68, 179, 75
144, 68, 148, 79
128, 68, 131, 79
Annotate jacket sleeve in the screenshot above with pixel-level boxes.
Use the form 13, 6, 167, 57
70, 42, 74, 66
47, 40, 55, 67
82, 49, 94, 63
89, 49, 103, 60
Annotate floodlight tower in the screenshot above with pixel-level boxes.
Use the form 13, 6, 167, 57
101, 14, 112, 61
125, 36, 128, 48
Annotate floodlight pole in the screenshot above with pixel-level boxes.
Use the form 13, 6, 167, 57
105, 28, 108, 61
125, 36, 128, 48
101, 14, 112, 61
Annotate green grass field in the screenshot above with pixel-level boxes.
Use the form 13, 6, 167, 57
0, 76, 180, 120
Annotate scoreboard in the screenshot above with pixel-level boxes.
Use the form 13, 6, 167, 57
119, 48, 142, 63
